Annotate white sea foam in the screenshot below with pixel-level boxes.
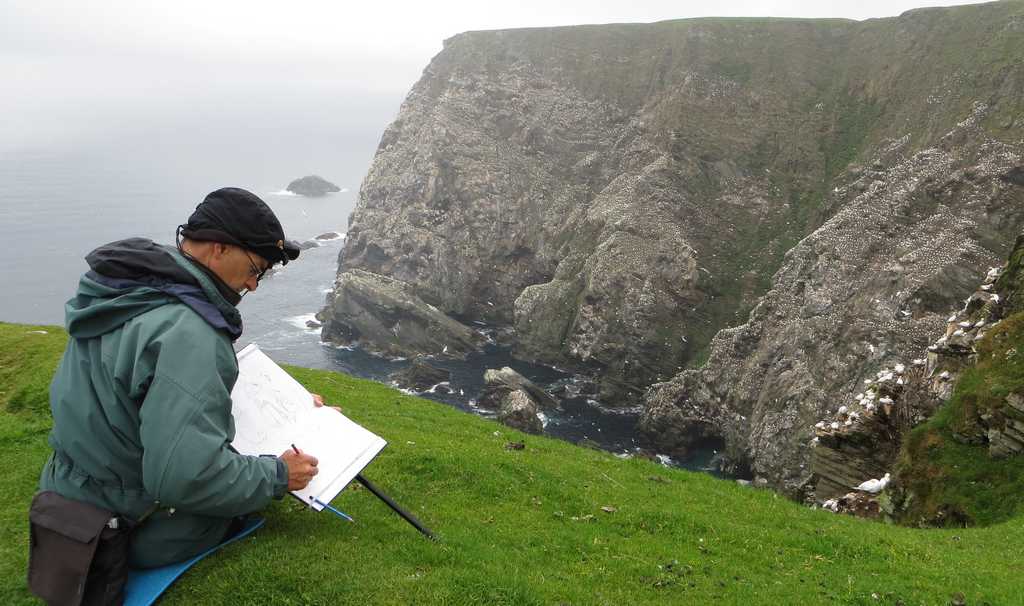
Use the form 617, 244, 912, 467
425, 381, 451, 394
319, 341, 355, 351
340, 188, 350, 193
655, 454, 676, 467
285, 313, 319, 332
267, 189, 299, 197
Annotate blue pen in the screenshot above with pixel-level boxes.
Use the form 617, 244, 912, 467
292, 443, 355, 522
313, 497, 355, 522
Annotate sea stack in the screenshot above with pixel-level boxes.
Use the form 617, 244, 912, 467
286, 175, 341, 197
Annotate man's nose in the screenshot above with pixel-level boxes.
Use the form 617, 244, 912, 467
245, 275, 260, 292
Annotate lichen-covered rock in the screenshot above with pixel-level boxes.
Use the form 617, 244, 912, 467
319, 269, 484, 357
498, 389, 543, 434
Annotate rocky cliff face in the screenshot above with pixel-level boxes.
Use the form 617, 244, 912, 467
808, 233, 1024, 525
323, 3, 1024, 490
641, 106, 1024, 495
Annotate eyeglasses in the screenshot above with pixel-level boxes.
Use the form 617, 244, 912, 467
241, 248, 269, 283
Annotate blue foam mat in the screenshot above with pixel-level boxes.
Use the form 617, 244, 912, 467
124, 517, 265, 606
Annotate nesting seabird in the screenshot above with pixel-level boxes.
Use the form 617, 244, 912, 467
855, 473, 891, 493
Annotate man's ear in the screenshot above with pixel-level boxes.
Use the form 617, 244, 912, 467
211, 242, 230, 260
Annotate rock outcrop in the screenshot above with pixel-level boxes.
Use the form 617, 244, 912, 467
810, 234, 1024, 523
478, 367, 557, 433
320, 3, 1024, 486
479, 366, 559, 411
319, 269, 485, 358
988, 393, 1024, 458
497, 389, 544, 434
287, 175, 341, 197
389, 358, 452, 392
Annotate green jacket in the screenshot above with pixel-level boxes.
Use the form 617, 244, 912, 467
39, 239, 287, 568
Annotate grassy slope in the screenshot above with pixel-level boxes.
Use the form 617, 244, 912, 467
2, 322, 1023, 605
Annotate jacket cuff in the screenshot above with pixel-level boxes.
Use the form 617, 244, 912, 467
272, 457, 289, 499
258, 456, 290, 499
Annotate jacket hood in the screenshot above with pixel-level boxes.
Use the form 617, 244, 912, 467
65, 238, 243, 340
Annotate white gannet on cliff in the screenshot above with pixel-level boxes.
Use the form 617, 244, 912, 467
855, 473, 890, 493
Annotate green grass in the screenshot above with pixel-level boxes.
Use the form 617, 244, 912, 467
3, 321, 1024, 604
894, 312, 1024, 527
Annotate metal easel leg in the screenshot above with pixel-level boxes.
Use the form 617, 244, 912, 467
355, 474, 436, 540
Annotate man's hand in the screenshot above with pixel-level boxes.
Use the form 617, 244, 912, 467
280, 447, 319, 491
312, 393, 342, 413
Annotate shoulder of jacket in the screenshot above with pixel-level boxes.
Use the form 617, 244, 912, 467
129, 303, 236, 362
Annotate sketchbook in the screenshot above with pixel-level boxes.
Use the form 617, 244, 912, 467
230, 344, 387, 511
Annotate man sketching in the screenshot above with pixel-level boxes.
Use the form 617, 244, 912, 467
30, 187, 322, 604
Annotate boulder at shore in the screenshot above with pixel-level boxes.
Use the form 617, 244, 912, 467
286, 175, 341, 197
479, 367, 560, 411
498, 389, 543, 434
390, 358, 452, 392
319, 269, 484, 357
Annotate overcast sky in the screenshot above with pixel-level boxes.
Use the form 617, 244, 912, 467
0, 1, 987, 151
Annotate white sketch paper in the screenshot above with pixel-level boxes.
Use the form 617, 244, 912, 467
230, 344, 387, 511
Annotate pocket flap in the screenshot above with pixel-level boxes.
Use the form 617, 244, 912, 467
29, 491, 112, 543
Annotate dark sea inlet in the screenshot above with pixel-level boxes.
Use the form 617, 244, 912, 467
0, 123, 716, 474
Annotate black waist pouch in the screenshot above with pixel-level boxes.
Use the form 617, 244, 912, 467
28, 491, 130, 606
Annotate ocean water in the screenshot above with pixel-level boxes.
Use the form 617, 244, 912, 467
0, 137, 720, 474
